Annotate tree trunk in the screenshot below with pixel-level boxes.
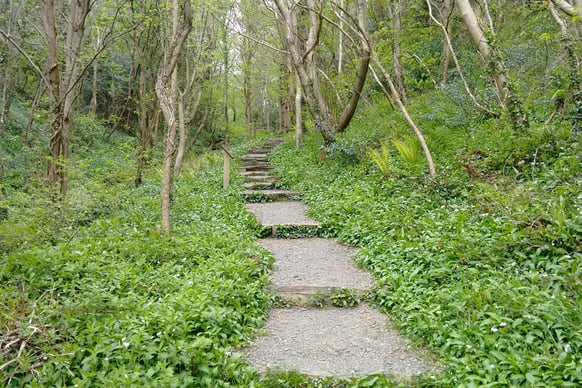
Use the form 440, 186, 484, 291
274, 0, 333, 140
157, 0, 192, 234
295, 72, 303, 147
337, 0, 370, 132
41, 0, 92, 197
455, 0, 527, 131
173, 94, 187, 176
440, 0, 453, 84
338, 0, 344, 73
549, 1, 582, 131
372, 51, 436, 178
391, 0, 407, 104
243, 50, 254, 137
89, 58, 98, 115
134, 11, 148, 187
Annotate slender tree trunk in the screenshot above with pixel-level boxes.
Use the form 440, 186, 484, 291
275, 0, 333, 137
173, 94, 187, 176
337, 0, 370, 132
372, 51, 437, 178
42, 0, 92, 197
455, 0, 527, 130
89, 26, 101, 116
295, 72, 303, 147
391, 0, 407, 104
223, 29, 229, 124
440, 0, 453, 84
338, 0, 344, 73
89, 59, 98, 115
243, 51, 254, 137
0, 57, 8, 195
135, 13, 148, 187
549, 1, 582, 131
157, 0, 192, 234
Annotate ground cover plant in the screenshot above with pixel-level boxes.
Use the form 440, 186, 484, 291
268, 111, 581, 386
0, 130, 276, 386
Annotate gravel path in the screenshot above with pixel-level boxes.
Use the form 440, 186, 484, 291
245, 306, 431, 377
242, 139, 435, 379
244, 201, 320, 227
258, 238, 373, 292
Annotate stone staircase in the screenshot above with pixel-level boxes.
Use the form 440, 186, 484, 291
241, 138, 433, 379
240, 138, 301, 200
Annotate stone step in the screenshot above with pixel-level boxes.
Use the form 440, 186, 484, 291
241, 153, 269, 161
239, 170, 273, 177
245, 306, 433, 378
245, 175, 276, 183
257, 238, 372, 293
244, 201, 320, 228
248, 147, 274, 154
264, 137, 284, 147
243, 182, 276, 190
273, 285, 368, 307
239, 166, 274, 174
242, 189, 301, 201
241, 162, 269, 168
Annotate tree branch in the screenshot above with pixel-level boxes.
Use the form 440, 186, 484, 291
0, 29, 49, 89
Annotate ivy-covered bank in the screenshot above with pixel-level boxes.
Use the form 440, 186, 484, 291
269, 126, 581, 386
0, 134, 273, 386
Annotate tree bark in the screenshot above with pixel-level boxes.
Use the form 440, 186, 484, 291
549, 0, 582, 131
89, 58, 98, 115
173, 94, 187, 176
390, 0, 407, 104
295, 72, 303, 147
41, 0, 92, 197
337, 0, 370, 132
439, 0, 453, 84
455, 0, 527, 130
157, 0, 193, 234
243, 49, 254, 137
551, 0, 582, 22
274, 0, 333, 138
372, 52, 437, 178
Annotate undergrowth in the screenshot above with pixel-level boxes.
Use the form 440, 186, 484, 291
0, 132, 274, 386
269, 120, 581, 386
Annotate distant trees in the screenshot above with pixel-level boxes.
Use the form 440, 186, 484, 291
272, 0, 370, 144
2, 0, 582, 227
454, 0, 527, 131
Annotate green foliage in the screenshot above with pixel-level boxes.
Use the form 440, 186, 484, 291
270, 126, 582, 386
392, 136, 421, 166
260, 369, 426, 387
0, 135, 273, 386
367, 142, 392, 178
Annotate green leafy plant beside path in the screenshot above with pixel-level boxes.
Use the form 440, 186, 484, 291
268, 129, 581, 386
0, 135, 273, 386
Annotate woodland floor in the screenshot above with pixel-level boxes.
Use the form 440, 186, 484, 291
240, 139, 435, 379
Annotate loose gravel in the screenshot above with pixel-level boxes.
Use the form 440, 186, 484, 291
244, 201, 320, 227
245, 306, 432, 377
258, 238, 373, 292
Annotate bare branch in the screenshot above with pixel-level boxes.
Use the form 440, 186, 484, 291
0, 29, 49, 89
426, 0, 499, 117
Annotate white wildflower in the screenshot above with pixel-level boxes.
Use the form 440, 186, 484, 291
565, 344, 571, 352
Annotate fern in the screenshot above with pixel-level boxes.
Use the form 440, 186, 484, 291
367, 142, 392, 177
393, 136, 421, 165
